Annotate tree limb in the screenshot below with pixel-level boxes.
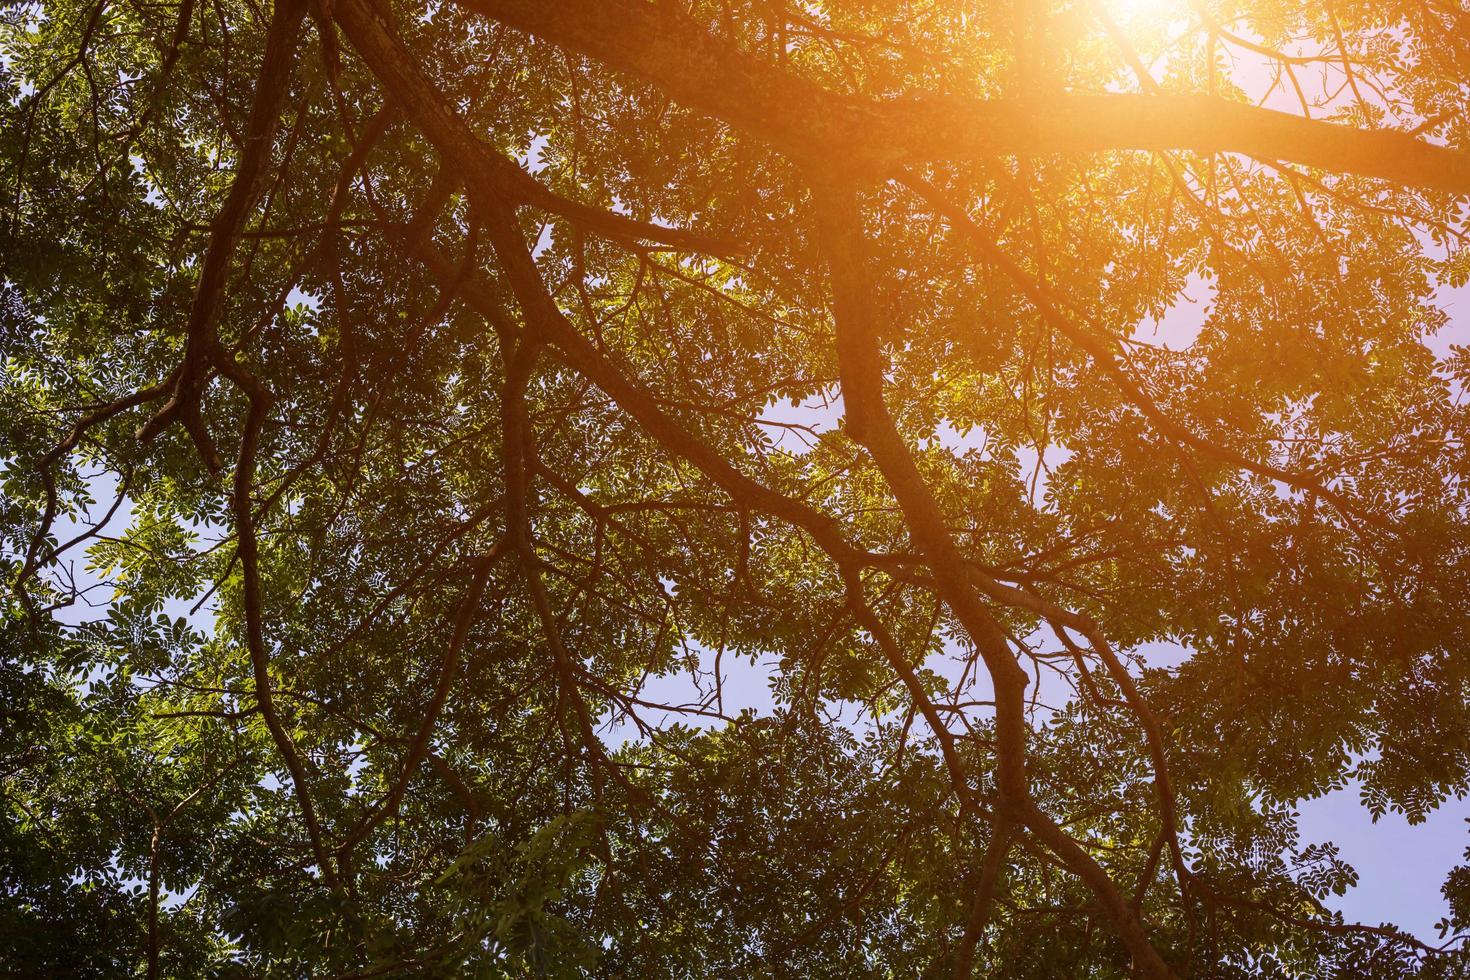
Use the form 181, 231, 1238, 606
453, 0, 1470, 194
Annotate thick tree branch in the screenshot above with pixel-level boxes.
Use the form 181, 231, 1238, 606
136, 0, 309, 468
813, 185, 1177, 980
453, 0, 1470, 194
331, 0, 742, 256
498, 333, 617, 798
233, 381, 338, 888
396, 169, 996, 823
951, 815, 1012, 979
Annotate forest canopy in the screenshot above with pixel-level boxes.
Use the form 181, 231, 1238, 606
4, 0, 1470, 975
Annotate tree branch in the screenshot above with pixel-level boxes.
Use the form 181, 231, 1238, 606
453, 0, 1470, 194
812, 184, 1177, 980
135, 0, 309, 469
330, 0, 743, 256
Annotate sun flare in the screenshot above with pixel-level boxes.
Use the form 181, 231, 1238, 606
1107, 0, 1176, 25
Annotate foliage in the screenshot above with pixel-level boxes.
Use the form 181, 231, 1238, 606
4, 0, 1470, 974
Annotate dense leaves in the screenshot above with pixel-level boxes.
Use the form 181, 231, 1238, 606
4, 0, 1470, 975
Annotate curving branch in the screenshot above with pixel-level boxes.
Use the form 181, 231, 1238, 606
812, 184, 1178, 980
495, 326, 617, 798
135, 0, 310, 469
452, 0, 1470, 194
951, 814, 1013, 979
330, 0, 743, 257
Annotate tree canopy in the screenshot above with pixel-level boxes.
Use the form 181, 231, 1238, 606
4, 0, 1470, 975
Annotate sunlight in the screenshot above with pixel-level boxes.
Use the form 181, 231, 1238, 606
1108, 0, 1173, 24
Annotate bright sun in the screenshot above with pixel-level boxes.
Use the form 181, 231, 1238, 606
1109, 0, 1174, 24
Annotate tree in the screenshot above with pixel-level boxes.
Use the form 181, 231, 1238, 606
4, 0, 1470, 974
